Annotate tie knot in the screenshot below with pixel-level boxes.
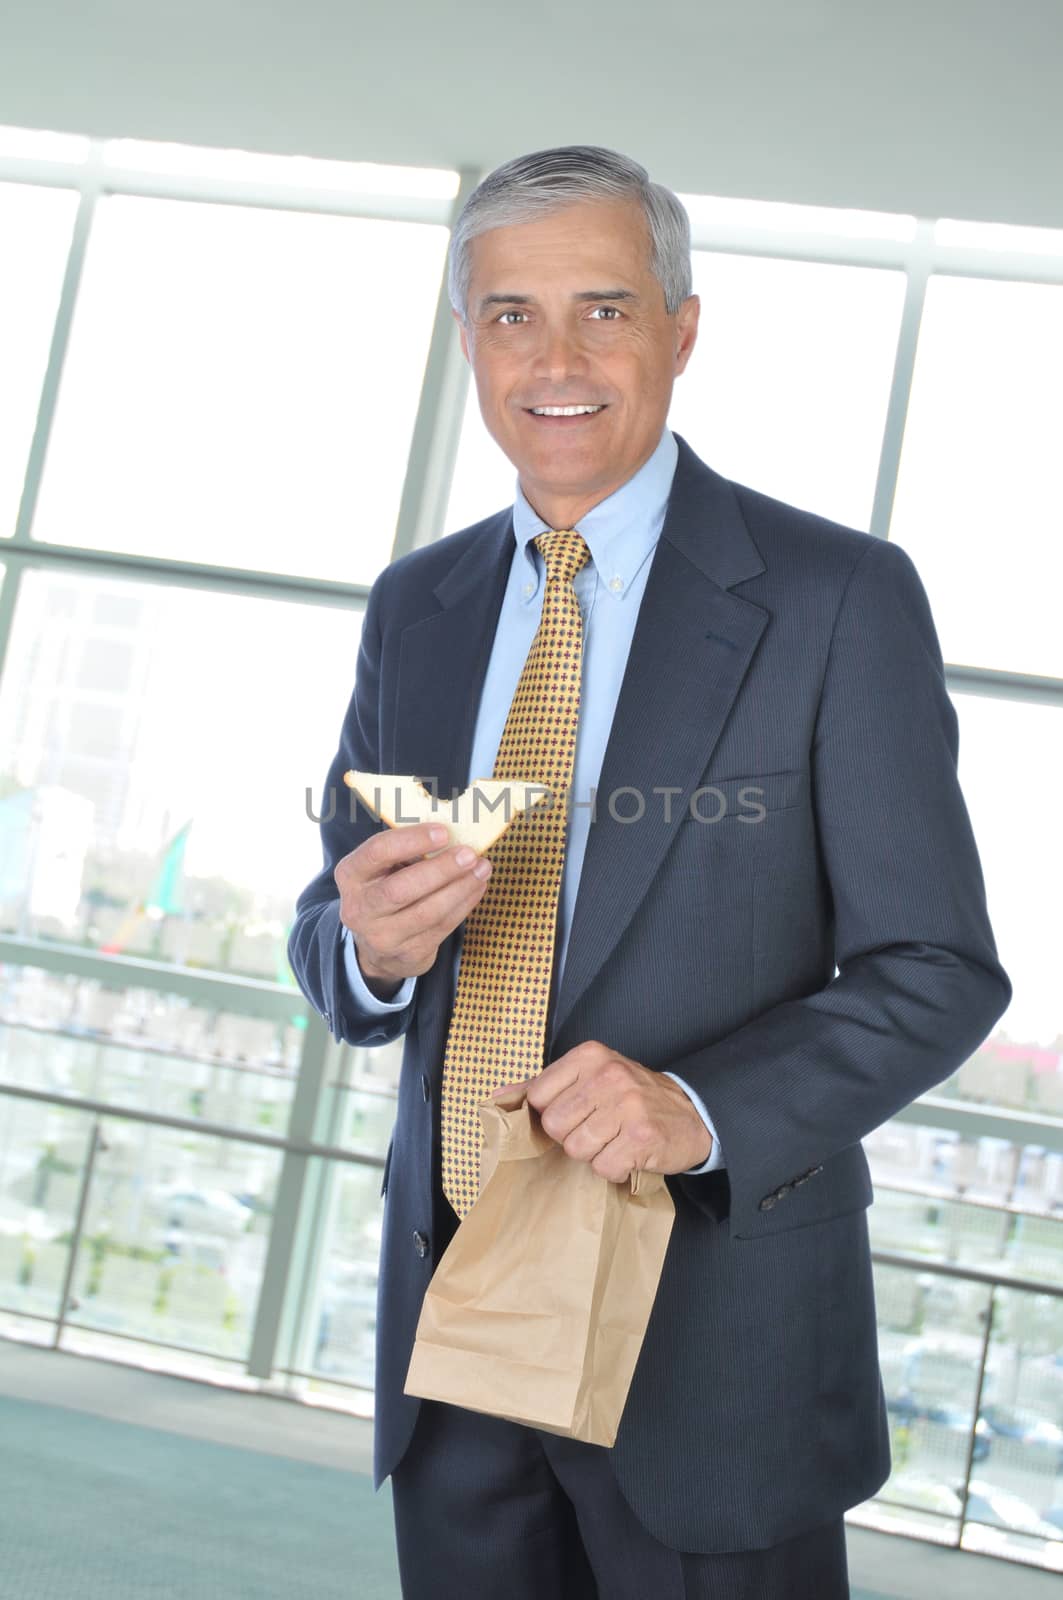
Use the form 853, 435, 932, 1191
533, 529, 591, 585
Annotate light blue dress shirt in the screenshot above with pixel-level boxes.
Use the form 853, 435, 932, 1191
341, 425, 722, 1175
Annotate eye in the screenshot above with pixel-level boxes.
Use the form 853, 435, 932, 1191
497, 310, 528, 324
590, 306, 621, 320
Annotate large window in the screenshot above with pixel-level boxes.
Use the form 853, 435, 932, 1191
950, 694, 1063, 1102
30, 195, 447, 584
0, 125, 1060, 1572
0, 182, 79, 540
669, 251, 906, 529
890, 273, 1063, 677
0, 569, 365, 972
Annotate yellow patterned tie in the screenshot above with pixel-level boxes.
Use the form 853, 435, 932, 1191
440, 529, 592, 1219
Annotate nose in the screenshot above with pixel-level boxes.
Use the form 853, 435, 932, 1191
532, 321, 590, 387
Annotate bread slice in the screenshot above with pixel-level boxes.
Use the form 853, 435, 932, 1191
343, 770, 551, 854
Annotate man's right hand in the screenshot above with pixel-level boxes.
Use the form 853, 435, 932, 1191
334, 822, 493, 1001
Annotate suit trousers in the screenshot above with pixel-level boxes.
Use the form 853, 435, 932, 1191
388, 1191, 850, 1600
390, 1398, 849, 1600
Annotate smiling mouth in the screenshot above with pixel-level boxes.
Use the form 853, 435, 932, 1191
524, 404, 608, 424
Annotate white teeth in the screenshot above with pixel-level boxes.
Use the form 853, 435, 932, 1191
531, 405, 603, 416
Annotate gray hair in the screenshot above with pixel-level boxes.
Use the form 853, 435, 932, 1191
448, 145, 693, 324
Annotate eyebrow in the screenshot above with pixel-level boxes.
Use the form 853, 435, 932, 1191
477, 288, 639, 315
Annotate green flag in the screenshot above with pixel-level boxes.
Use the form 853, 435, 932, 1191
146, 820, 192, 915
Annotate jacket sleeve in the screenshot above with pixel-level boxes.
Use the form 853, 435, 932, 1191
286, 563, 417, 1047
665, 536, 1011, 1236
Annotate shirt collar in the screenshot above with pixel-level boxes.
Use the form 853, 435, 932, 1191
511, 426, 678, 602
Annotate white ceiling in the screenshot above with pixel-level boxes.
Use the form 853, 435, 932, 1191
1, 0, 1061, 226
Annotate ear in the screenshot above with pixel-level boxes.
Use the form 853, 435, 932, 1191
452, 307, 471, 364
674, 294, 700, 376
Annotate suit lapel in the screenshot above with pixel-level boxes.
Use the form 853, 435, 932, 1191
390, 508, 513, 792
549, 436, 769, 1042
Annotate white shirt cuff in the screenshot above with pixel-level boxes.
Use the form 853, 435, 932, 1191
342, 926, 416, 1013
662, 1071, 725, 1173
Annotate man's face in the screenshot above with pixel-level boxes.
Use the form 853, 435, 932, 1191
453, 197, 699, 525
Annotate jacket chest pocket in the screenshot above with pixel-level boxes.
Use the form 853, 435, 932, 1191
688, 768, 809, 825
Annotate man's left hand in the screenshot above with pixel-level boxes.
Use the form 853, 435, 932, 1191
492, 1039, 712, 1183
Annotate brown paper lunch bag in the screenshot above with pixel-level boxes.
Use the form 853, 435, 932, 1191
403, 1089, 676, 1446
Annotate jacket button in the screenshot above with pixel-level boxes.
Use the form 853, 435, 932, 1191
758, 1195, 776, 1211
412, 1230, 430, 1258
421, 1074, 431, 1102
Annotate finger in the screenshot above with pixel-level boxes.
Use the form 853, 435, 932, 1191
550, 1094, 617, 1158
363, 839, 488, 918
590, 1141, 638, 1185
544, 1100, 633, 1182
371, 859, 491, 947
524, 1041, 608, 1112
538, 1077, 607, 1144
350, 821, 456, 883
559, 1106, 624, 1162
488, 1082, 528, 1109
353, 836, 480, 915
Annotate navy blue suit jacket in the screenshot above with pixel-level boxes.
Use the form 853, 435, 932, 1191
288, 432, 1010, 1552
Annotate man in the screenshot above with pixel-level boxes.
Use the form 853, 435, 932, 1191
288, 145, 1010, 1598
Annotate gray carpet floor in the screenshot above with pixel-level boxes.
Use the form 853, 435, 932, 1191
0, 1388, 985, 1600
0, 1394, 401, 1599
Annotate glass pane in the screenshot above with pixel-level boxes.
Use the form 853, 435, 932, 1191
442, 377, 518, 534
66, 1119, 283, 1360
668, 252, 906, 530
101, 140, 458, 200
0, 182, 80, 537
872, 1259, 991, 1540
0, 569, 364, 973
939, 694, 1063, 1111
338, 1038, 401, 1160
30, 194, 448, 583
0, 963, 304, 1131
870, 1126, 1063, 1222
866, 1154, 1063, 1288
935, 218, 1063, 257
889, 275, 1063, 676
0, 1095, 88, 1323
963, 1287, 1063, 1570
303, 1156, 384, 1393
0, 125, 89, 162
680, 193, 916, 242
